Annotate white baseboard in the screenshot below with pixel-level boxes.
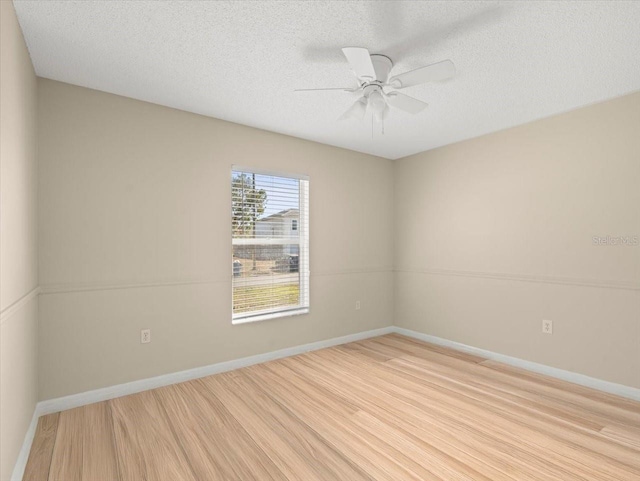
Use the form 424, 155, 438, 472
394, 327, 640, 402
10, 409, 39, 481
33, 324, 640, 417
12, 324, 639, 480
10, 326, 391, 480
36, 326, 395, 416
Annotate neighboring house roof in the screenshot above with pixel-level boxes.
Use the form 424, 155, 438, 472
257, 209, 299, 221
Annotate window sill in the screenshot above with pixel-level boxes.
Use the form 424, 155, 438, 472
232, 307, 309, 325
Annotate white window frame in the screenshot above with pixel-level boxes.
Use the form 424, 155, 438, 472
231, 166, 310, 324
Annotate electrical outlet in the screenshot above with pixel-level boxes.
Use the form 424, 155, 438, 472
141, 329, 151, 344
355, 300, 361, 310
542, 320, 553, 335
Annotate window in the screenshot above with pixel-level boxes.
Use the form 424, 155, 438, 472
231, 167, 309, 323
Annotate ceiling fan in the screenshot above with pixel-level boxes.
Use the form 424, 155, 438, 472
296, 47, 455, 130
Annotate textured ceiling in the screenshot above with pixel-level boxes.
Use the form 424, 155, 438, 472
13, 1, 640, 159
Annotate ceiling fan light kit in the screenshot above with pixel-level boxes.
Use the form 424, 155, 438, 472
339, 97, 368, 121
295, 46, 455, 133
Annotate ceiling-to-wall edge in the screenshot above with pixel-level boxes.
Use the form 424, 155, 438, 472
36, 76, 391, 162
35, 76, 640, 161
393, 87, 640, 162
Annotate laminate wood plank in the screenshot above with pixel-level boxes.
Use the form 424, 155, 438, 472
109, 390, 197, 481
336, 343, 397, 362
23, 335, 640, 481
385, 333, 488, 363
600, 425, 640, 450
153, 381, 286, 481
48, 407, 83, 481
337, 347, 640, 478
81, 402, 119, 481
476, 364, 640, 427
396, 349, 640, 431
250, 361, 494, 481
279, 352, 525, 481
306, 348, 640, 480
278, 353, 525, 480
367, 337, 491, 373
385, 354, 640, 479
244, 363, 440, 481
396, 353, 640, 443
364, 339, 612, 432
384, 335, 639, 425
261, 359, 362, 417
382, 356, 640, 477
387, 355, 606, 432
351, 410, 506, 481
302, 350, 591, 481
373, 335, 478, 363
371, 335, 483, 365
480, 359, 640, 414
23, 413, 59, 481
199, 371, 372, 481
374, 336, 640, 429
357, 338, 452, 363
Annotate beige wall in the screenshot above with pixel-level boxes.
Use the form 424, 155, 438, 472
0, 1, 39, 480
395, 92, 640, 388
37, 79, 394, 400
33, 58, 640, 401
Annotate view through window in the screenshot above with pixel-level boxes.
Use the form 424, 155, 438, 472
232, 168, 309, 322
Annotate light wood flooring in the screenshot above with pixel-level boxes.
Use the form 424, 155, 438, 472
23, 334, 640, 480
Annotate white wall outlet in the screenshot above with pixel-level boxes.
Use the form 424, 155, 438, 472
355, 301, 361, 310
542, 320, 553, 335
141, 329, 151, 344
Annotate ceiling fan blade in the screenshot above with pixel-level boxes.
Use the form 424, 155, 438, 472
294, 87, 357, 92
389, 59, 455, 89
338, 97, 367, 121
385, 92, 428, 114
342, 47, 376, 82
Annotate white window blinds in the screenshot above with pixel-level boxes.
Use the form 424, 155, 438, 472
232, 168, 309, 323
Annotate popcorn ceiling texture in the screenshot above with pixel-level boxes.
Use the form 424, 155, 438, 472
13, 0, 640, 159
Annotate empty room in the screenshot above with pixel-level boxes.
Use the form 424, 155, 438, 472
1, 1, 639, 480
